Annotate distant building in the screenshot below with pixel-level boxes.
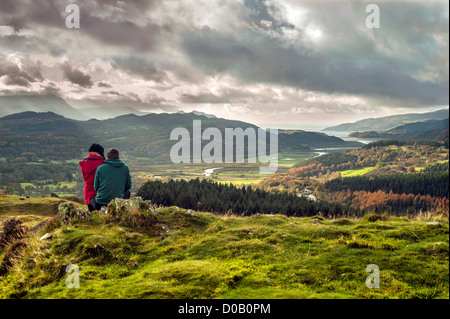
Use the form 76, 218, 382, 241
307, 194, 318, 202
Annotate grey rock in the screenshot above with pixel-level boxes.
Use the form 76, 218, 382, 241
426, 221, 441, 227
186, 209, 199, 218
58, 202, 89, 224
106, 197, 155, 217
39, 233, 52, 241
309, 218, 321, 224
30, 219, 49, 233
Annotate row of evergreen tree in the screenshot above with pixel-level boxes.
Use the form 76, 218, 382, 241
324, 172, 449, 198
423, 162, 449, 172
137, 179, 359, 217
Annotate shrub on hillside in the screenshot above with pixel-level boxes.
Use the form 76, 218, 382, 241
0, 219, 29, 249
365, 213, 390, 222
42, 214, 62, 233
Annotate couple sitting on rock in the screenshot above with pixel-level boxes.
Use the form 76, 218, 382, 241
79, 144, 132, 212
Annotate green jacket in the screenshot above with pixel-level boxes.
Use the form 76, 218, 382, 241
94, 159, 132, 205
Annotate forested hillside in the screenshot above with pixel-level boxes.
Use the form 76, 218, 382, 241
324, 109, 449, 132
259, 140, 449, 216
349, 118, 449, 140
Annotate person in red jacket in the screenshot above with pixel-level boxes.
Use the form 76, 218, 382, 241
79, 144, 105, 212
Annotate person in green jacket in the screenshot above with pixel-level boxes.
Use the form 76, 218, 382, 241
90, 148, 132, 210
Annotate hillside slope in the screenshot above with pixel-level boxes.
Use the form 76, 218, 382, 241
0, 111, 362, 161
258, 140, 449, 215
0, 196, 448, 299
349, 119, 449, 140
324, 109, 449, 132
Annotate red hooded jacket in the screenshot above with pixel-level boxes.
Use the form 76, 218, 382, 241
79, 153, 105, 204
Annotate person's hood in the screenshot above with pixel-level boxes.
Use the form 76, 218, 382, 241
79, 154, 105, 174
104, 159, 125, 168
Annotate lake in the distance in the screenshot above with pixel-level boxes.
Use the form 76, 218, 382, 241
259, 124, 377, 144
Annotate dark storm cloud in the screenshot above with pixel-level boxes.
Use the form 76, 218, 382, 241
71, 93, 174, 111
180, 88, 254, 104
40, 82, 60, 95
0, 59, 43, 87
49, 46, 67, 58
181, 1, 449, 107
62, 63, 93, 88
112, 56, 167, 82
79, 12, 166, 52
244, 0, 295, 32
180, 93, 233, 104
0, 0, 167, 51
97, 81, 112, 88
3, 74, 31, 87
102, 90, 121, 96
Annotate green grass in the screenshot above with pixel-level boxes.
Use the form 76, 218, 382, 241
49, 159, 80, 164
20, 183, 35, 188
340, 167, 375, 177
0, 195, 84, 228
0, 196, 448, 299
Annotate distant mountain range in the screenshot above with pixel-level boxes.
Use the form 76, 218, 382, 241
176, 110, 217, 119
0, 94, 223, 121
324, 109, 449, 132
0, 111, 362, 161
0, 94, 90, 121
349, 118, 449, 140
75, 106, 146, 120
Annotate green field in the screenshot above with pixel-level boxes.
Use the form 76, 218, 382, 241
128, 151, 316, 188
0, 195, 84, 229
340, 167, 375, 177
217, 179, 263, 185
49, 159, 80, 164
20, 181, 77, 190
0, 196, 448, 299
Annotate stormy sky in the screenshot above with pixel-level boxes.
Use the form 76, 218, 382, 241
0, 0, 448, 126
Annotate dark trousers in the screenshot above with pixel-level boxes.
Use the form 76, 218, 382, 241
87, 190, 131, 212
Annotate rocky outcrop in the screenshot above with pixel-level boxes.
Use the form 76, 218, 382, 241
58, 202, 89, 224
106, 197, 158, 232
106, 197, 156, 217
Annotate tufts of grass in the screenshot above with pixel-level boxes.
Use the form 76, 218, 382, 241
0, 195, 448, 299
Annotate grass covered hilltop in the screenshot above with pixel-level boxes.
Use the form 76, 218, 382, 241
0, 195, 448, 299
